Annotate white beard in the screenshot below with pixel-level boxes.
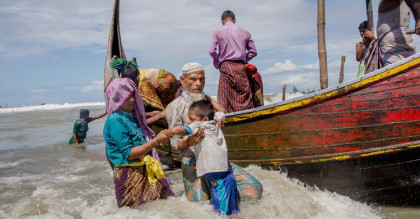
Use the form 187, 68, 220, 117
182, 87, 205, 103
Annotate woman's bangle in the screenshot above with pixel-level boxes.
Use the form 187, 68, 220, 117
152, 139, 159, 148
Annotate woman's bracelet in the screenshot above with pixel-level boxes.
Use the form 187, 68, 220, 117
152, 139, 159, 148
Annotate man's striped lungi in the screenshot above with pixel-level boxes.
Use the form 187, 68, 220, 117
218, 60, 254, 113
363, 28, 415, 74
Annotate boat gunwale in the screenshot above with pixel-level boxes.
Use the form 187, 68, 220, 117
225, 53, 420, 123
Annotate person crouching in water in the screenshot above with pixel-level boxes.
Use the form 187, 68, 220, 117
68, 109, 106, 144
163, 99, 239, 216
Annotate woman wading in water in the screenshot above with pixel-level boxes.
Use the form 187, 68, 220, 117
103, 77, 174, 208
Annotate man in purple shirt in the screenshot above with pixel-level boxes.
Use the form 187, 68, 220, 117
209, 10, 257, 113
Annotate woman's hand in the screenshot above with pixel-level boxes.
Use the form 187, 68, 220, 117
186, 128, 205, 147
153, 131, 170, 146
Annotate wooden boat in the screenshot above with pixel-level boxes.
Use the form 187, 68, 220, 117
105, 0, 420, 205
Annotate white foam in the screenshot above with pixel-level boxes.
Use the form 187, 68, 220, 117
0, 102, 105, 114
0, 92, 305, 114
264, 92, 304, 105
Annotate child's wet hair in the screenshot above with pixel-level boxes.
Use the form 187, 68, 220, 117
79, 109, 89, 118
189, 99, 215, 120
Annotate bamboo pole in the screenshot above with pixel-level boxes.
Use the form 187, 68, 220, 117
282, 85, 286, 101
317, 0, 328, 89
366, 0, 374, 30
339, 56, 345, 84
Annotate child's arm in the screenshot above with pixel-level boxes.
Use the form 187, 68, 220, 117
72, 132, 79, 144
161, 126, 189, 138
91, 112, 107, 121
205, 95, 225, 128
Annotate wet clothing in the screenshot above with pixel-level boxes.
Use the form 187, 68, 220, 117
104, 110, 171, 208
218, 60, 254, 113
180, 156, 262, 203
103, 110, 150, 166
112, 164, 163, 208
205, 171, 239, 216
166, 90, 263, 202
68, 118, 93, 144
183, 120, 238, 216
363, 1, 415, 74
183, 121, 229, 177
104, 78, 174, 208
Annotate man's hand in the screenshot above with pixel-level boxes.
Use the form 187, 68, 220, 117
416, 20, 420, 36
186, 128, 205, 147
364, 29, 375, 40
145, 110, 162, 118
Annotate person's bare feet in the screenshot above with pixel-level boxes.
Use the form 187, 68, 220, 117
132, 57, 136, 62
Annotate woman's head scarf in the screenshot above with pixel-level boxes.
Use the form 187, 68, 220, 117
105, 77, 155, 141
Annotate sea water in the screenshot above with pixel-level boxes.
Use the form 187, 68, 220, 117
0, 95, 419, 218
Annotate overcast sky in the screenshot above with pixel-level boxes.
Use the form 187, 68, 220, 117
0, 0, 419, 107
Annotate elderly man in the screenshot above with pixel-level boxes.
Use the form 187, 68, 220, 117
164, 62, 263, 202
209, 10, 257, 113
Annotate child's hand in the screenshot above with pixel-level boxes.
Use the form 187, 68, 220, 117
364, 29, 375, 40
215, 119, 224, 128
187, 128, 204, 147
160, 129, 176, 138
154, 131, 170, 146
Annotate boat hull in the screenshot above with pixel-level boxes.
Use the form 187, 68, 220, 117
218, 56, 420, 204
225, 66, 420, 165
274, 141, 420, 205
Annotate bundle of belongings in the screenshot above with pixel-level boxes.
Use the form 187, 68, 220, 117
110, 57, 180, 111
245, 64, 264, 107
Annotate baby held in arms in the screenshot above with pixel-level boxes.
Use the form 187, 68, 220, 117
162, 99, 239, 216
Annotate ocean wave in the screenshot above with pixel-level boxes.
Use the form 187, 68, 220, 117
0, 92, 304, 114
0, 102, 105, 114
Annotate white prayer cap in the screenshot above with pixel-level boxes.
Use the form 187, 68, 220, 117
181, 62, 204, 75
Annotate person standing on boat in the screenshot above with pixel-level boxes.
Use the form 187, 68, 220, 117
209, 10, 257, 113
363, 0, 420, 74
68, 109, 106, 144
356, 21, 376, 76
164, 62, 263, 202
